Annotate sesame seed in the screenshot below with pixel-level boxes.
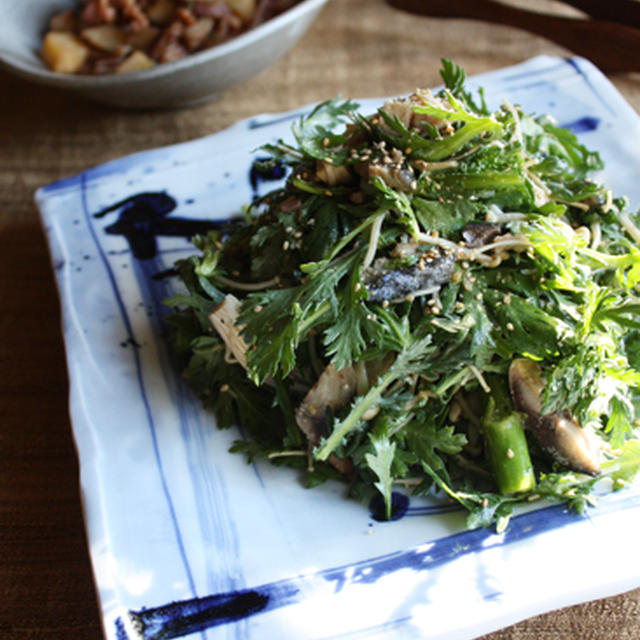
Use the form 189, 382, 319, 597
282, 240, 290, 250
506, 322, 515, 331
220, 384, 230, 393
354, 282, 361, 292
253, 305, 263, 313
382, 300, 390, 308
405, 147, 412, 154
323, 137, 330, 147
506, 448, 515, 459
214, 240, 223, 249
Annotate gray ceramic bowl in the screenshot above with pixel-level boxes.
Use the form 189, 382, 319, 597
0, 0, 328, 109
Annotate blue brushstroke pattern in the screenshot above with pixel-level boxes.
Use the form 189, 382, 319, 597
128, 490, 640, 640
80, 175, 200, 605
130, 584, 300, 640
564, 58, 615, 115
560, 116, 601, 134
115, 617, 130, 640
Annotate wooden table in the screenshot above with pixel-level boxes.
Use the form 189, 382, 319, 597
2, 0, 640, 637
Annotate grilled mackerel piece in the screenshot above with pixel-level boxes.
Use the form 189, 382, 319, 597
363, 247, 455, 303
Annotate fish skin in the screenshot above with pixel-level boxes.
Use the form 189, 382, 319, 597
363, 251, 455, 302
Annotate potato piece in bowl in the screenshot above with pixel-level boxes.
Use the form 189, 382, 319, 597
224, 0, 257, 22
127, 25, 161, 50
184, 18, 214, 51
41, 31, 90, 73
116, 50, 156, 73
147, 0, 178, 24
80, 25, 127, 53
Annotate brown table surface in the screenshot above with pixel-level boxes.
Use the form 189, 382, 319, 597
2, 0, 640, 638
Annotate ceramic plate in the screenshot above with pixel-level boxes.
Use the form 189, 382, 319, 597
36, 56, 640, 640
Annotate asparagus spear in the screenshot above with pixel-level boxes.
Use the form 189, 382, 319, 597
482, 381, 536, 494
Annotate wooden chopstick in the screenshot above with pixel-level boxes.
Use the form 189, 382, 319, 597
385, 0, 640, 73
560, 0, 640, 29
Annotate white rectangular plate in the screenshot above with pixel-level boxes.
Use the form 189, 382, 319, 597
36, 56, 640, 640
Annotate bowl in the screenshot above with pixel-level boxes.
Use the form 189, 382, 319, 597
0, 0, 329, 109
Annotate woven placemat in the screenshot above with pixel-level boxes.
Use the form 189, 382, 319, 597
1, 1, 639, 637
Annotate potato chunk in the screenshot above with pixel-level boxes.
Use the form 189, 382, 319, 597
224, 0, 256, 22
116, 50, 156, 74
184, 18, 214, 51
80, 25, 127, 53
147, 0, 177, 24
127, 25, 160, 50
41, 31, 90, 73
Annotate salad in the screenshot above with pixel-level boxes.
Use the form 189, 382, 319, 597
166, 60, 640, 531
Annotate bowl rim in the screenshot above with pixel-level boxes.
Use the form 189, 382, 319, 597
0, 0, 329, 88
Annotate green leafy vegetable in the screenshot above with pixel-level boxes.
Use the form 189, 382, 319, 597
166, 59, 640, 531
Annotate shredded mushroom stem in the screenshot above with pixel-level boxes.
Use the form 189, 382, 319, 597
473, 235, 531, 255
590, 221, 602, 250
268, 450, 307, 459
415, 231, 493, 265
209, 294, 248, 369
362, 212, 386, 270
618, 210, 640, 245
214, 274, 279, 291
469, 364, 491, 393
485, 206, 530, 223
502, 98, 524, 149
413, 159, 459, 171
